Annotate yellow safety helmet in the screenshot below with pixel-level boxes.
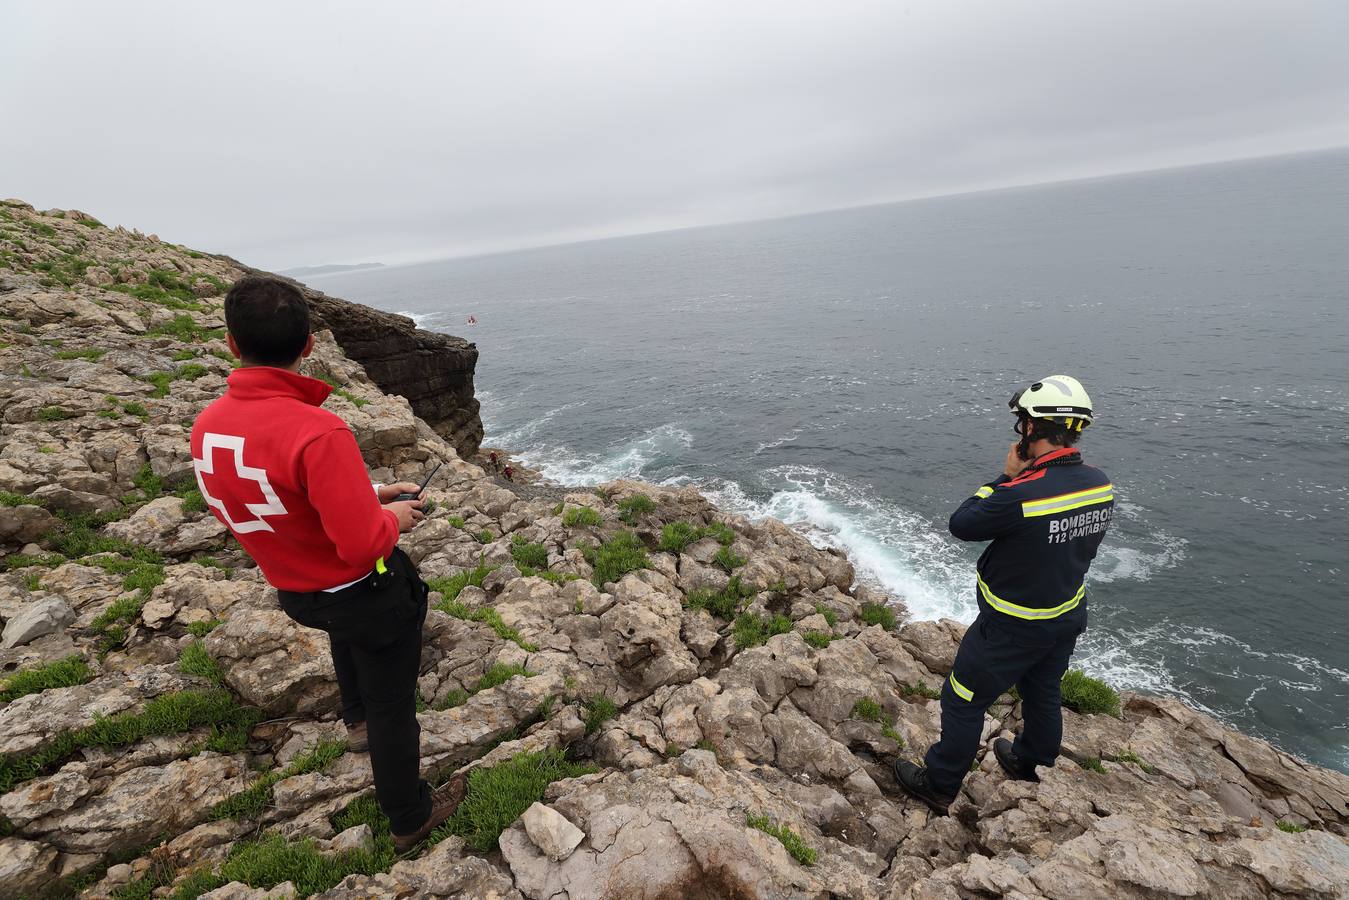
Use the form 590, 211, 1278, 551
1009, 375, 1094, 432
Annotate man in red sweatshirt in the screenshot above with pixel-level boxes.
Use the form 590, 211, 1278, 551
191, 275, 462, 851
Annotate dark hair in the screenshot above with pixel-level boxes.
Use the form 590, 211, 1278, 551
223, 276, 311, 366
1029, 417, 1081, 447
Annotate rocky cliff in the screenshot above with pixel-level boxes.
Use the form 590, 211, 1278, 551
1, 199, 1347, 899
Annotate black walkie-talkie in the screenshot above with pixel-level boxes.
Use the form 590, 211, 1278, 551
394, 462, 442, 501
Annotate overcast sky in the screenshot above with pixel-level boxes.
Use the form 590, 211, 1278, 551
4, 1, 1348, 269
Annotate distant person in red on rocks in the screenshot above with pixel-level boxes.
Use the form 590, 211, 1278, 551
488, 451, 499, 472
503, 465, 514, 482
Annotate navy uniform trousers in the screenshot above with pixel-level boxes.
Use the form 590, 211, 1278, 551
924, 611, 1081, 797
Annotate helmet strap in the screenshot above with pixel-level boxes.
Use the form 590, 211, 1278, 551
1016, 415, 1033, 461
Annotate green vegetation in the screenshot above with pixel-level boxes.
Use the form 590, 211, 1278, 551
187, 619, 222, 637
0, 490, 43, 507
685, 574, 755, 620
712, 546, 746, 572
900, 680, 942, 700
1105, 750, 1156, 774
431, 749, 596, 852
475, 528, 494, 544
746, 812, 816, 866
814, 603, 838, 627
210, 739, 347, 821
858, 601, 897, 631
0, 656, 93, 703
616, 493, 655, 525
426, 563, 495, 604
1060, 669, 1121, 717
447, 515, 466, 529
1077, 756, 1107, 774
657, 520, 737, 554
474, 663, 530, 692
53, 347, 106, 360
146, 314, 225, 343
31, 252, 92, 287
0, 552, 65, 572
579, 530, 649, 586
144, 361, 211, 398
178, 641, 224, 685
106, 269, 208, 311
561, 505, 602, 528
802, 631, 833, 649
433, 588, 538, 652
171, 348, 199, 361
510, 534, 549, 570
582, 695, 618, 735
658, 521, 700, 554
1276, 820, 1309, 834
37, 405, 73, 421
733, 611, 793, 649
850, 698, 884, 722
434, 688, 470, 711
0, 688, 260, 794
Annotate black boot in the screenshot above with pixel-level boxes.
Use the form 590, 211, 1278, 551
994, 738, 1040, 782
892, 759, 957, 815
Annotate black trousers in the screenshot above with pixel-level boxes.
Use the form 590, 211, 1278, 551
924, 612, 1080, 797
277, 548, 432, 835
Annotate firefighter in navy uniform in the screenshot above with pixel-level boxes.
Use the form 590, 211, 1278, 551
894, 375, 1115, 814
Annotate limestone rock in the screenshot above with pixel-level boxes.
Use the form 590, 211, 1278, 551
522, 801, 586, 861
1, 597, 75, 648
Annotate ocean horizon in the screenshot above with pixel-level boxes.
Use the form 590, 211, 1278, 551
314, 146, 1349, 773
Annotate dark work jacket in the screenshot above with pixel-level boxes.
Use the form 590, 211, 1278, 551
949, 448, 1113, 639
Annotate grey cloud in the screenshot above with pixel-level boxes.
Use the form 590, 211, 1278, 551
3, 0, 1347, 268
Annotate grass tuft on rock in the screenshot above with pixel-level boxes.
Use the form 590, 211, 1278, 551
685, 575, 755, 620
1105, 749, 1156, 774
580, 530, 649, 586
210, 739, 347, 821
0, 655, 93, 703
509, 534, 550, 570
1060, 669, 1121, 717
178, 641, 225, 685
733, 612, 793, 649
1276, 820, 1308, 833
0, 688, 260, 793
432, 749, 596, 852
616, 493, 656, 525
1077, 756, 1107, 774
713, 546, 747, 572
746, 812, 817, 866
427, 564, 494, 604
561, 505, 602, 528
802, 631, 833, 649
433, 585, 538, 653
899, 681, 942, 700
474, 663, 530, 692
582, 695, 618, 735
858, 601, 897, 631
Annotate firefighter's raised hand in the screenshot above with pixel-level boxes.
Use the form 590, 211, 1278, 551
387, 498, 425, 532
1003, 442, 1030, 479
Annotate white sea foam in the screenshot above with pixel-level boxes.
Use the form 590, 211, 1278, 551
394, 309, 432, 328
509, 423, 693, 486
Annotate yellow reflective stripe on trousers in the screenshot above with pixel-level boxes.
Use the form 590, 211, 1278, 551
974, 485, 994, 499
375, 557, 388, 575
1022, 484, 1113, 517
949, 672, 973, 702
977, 573, 1084, 620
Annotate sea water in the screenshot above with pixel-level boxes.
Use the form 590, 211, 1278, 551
314, 148, 1349, 772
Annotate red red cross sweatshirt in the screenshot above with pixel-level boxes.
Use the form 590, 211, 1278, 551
189, 366, 399, 591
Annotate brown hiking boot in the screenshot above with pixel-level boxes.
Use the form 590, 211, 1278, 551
392, 774, 466, 853
346, 721, 369, 753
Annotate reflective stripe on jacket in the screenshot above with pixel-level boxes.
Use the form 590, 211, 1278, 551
949, 448, 1113, 625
